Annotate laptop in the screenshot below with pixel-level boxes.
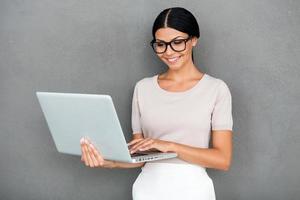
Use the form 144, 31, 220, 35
36, 92, 177, 163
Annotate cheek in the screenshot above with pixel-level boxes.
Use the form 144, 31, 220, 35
181, 48, 192, 60
185, 44, 194, 55
185, 45, 195, 58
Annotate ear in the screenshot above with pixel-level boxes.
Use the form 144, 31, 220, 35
191, 37, 198, 47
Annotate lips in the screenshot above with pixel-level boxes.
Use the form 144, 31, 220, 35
165, 56, 181, 64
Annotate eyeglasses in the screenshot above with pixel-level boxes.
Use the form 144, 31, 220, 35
150, 36, 192, 54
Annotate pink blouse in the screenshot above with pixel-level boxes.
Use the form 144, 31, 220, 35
131, 73, 233, 164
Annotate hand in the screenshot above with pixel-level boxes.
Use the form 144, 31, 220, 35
128, 138, 174, 154
80, 137, 116, 168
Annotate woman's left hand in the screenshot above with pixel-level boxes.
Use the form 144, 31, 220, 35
128, 138, 174, 154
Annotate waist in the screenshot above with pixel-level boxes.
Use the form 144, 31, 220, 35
142, 162, 207, 175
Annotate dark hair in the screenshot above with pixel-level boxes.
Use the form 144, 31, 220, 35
152, 7, 200, 62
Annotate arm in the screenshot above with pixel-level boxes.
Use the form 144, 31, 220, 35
170, 130, 232, 171
128, 130, 232, 171
113, 161, 145, 169
80, 133, 146, 169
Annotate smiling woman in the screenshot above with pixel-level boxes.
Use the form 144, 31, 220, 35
129, 7, 233, 200
80, 7, 233, 200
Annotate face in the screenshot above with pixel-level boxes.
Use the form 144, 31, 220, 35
154, 27, 198, 70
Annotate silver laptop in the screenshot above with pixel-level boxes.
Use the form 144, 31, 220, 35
36, 92, 177, 163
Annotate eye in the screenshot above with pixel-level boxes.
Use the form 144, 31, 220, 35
172, 40, 184, 45
155, 42, 165, 47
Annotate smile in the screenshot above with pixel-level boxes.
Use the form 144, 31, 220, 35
165, 56, 181, 64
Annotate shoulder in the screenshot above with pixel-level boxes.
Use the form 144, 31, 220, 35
205, 73, 230, 90
205, 73, 228, 87
134, 75, 156, 90
205, 73, 232, 98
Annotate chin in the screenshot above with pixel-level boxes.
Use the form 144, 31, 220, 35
167, 64, 183, 71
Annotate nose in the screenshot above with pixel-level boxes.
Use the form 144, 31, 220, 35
165, 44, 174, 55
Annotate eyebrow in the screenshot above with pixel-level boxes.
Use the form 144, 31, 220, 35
155, 36, 185, 42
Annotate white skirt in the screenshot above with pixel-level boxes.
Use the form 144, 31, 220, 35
132, 162, 216, 200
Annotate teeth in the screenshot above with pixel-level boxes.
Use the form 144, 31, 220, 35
167, 56, 180, 63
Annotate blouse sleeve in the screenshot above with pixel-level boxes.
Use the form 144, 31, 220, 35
131, 82, 142, 134
211, 80, 233, 131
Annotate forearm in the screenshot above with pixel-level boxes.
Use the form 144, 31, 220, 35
113, 161, 145, 169
169, 142, 231, 171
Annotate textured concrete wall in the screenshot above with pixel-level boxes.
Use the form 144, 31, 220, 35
0, 0, 299, 199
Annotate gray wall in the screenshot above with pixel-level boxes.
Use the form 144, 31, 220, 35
1, 0, 299, 199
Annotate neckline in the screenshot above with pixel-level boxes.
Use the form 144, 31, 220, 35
153, 73, 207, 95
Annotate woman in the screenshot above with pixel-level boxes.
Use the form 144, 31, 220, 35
80, 7, 233, 200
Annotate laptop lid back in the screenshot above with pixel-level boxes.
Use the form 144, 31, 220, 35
36, 92, 132, 163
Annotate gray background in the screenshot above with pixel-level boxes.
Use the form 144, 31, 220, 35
1, 0, 299, 199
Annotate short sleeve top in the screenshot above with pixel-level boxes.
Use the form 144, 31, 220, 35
131, 73, 233, 164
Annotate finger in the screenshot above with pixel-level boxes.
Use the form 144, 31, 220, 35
80, 137, 86, 162
127, 138, 144, 146
80, 146, 84, 161
81, 139, 89, 165
82, 137, 90, 165
85, 145, 94, 167
80, 138, 84, 161
136, 140, 155, 151
130, 138, 150, 150
129, 138, 147, 151
90, 144, 104, 166
85, 136, 92, 145
131, 138, 152, 153
84, 138, 94, 167
82, 143, 89, 166
87, 144, 99, 167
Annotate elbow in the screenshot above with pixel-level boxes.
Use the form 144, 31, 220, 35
219, 149, 232, 171
221, 163, 230, 171
222, 159, 231, 171
219, 157, 231, 171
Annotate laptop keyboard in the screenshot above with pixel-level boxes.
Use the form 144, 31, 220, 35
131, 153, 162, 162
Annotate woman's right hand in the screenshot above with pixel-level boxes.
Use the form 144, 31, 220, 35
80, 137, 116, 168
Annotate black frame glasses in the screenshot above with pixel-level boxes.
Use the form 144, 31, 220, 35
150, 36, 192, 54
